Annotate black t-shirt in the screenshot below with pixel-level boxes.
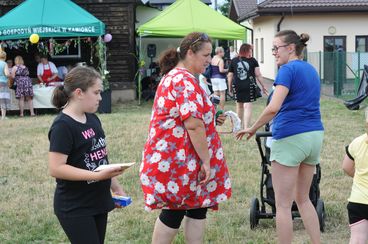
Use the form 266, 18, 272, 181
48, 113, 114, 217
228, 57, 259, 85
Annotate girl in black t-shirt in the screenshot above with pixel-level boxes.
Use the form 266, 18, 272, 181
48, 66, 126, 244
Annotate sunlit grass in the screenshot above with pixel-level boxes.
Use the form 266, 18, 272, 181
0, 96, 364, 243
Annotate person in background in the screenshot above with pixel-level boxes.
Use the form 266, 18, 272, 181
48, 66, 126, 244
199, 73, 211, 96
141, 72, 159, 101
342, 109, 368, 244
229, 46, 238, 60
57, 65, 69, 81
11, 56, 35, 117
37, 54, 58, 86
140, 32, 231, 244
228, 43, 268, 129
210, 46, 228, 110
236, 30, 324, 244
0, 51, 10, 120
6, 59, 15, 90
6, 59, 13, 73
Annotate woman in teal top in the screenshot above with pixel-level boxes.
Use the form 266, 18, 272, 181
236, 30, 324, 244
0, 50, 11, 120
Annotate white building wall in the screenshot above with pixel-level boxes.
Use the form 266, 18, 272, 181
241, 13, 368, 81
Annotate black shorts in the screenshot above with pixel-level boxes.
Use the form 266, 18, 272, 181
232, 82, 256, 103
347, 201, 368, 225
159, 208, 208, 229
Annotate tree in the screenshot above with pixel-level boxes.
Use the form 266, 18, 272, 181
218, 0, 230, 17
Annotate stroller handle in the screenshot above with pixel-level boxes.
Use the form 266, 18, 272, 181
255, 131, 273, 139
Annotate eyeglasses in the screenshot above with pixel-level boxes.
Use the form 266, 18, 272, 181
271, 44, 289, 53
190, 33, 210, 46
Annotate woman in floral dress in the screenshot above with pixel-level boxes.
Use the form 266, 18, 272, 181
140, 32, 231, 244
12, 56, 35, 117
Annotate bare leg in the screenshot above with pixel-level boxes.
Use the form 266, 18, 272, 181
349, 220, 368, 244
295, 163, 321, 244
272, 161, 299, 244
243, 102, 253, 129
19, 96, 25, 116
236, 102, 244, 128
183, 217, 206, 244
27, 97, 35, 116
1, 108, 5, 119
219, 90, 226, 110
151, 218, 179, 244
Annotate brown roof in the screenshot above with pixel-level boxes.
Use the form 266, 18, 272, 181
235, 0, 368, 21
232, 0, 257, 15
261, 0, 368, 8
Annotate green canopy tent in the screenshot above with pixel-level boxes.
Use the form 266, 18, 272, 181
137, 0, 246, 40
0, 0, 105, 40
136, 0, 246, 104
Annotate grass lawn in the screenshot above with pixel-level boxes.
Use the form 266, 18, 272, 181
0, 96, 365, 243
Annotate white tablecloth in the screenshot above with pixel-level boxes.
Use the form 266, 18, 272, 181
9, 85, 55, 110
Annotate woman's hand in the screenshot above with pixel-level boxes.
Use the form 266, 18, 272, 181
199, 159, 210, 185
235, 127, 256, 140
216, 113, 226, 126
97, 166, 124, 181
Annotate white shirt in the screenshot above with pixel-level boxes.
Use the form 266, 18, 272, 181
230, 51, 238, 60
37, 62, 58, 76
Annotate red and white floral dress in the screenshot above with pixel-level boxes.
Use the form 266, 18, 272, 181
140, 67, 231, 211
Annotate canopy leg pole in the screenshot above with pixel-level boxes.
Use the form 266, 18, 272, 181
138, 35, 142, 105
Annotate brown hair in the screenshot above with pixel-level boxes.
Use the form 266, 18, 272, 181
275, 30, 309, 57
52, 66, 101, 109
238, 43, 252, 58
159, 32, 212, 75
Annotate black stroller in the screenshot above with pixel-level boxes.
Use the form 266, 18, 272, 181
344, 64, 368, 110
249, 129, 326, 232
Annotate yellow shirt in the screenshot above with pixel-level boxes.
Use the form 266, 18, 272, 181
348, 133, 368, 204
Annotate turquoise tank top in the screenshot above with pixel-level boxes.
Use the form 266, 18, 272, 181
0, 61, 7, 83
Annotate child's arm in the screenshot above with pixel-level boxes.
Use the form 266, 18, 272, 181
48, 152, 123, 181
342, 154, 355, 177
111, 177, 126, 196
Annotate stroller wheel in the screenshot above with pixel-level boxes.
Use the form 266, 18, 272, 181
316, 199, 325, 232
250, 197, 260, 229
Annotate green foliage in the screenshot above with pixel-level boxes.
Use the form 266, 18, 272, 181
94, 37, 110, 91
219, 0, 231, 17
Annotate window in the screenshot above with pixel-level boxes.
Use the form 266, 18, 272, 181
260, 38, 264, 63
255, 38, 258, 60
324, 36, 346, 52
356, 36, 368, 52
50, 37, 81, 59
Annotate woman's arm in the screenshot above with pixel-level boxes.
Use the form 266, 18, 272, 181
4, 65, 10, 77
48, 152, 123, 181
111, 177, 126, 196
184, 116, 211, 184
255, 67, 268, 95
342, 154, 355, 177
236, 85, 289, 140
11, 66, 17, 79
218, 59, 228, 73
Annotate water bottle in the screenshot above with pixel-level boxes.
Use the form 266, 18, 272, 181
210, 95, 223, 119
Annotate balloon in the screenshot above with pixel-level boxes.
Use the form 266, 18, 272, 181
103, 34, 112, 43
29, 34, 40, 44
